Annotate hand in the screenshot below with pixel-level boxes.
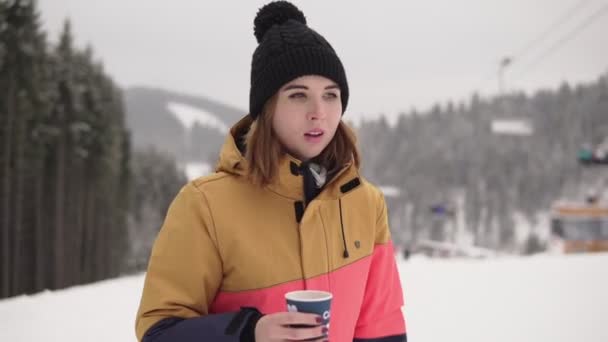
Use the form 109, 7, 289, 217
254, 312, 329, 341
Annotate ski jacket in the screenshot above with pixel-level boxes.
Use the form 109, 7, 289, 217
135, 116, 407, 341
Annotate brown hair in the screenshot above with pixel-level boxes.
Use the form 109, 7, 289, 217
245, 96, 361, 186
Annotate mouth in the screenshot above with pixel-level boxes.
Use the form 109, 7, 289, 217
304, 129, 324, 138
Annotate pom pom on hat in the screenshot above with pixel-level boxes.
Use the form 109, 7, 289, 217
254, 1, 306, 43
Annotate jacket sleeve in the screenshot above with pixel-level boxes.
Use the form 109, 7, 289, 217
135, 182, 259, 342
353, 191, 407, 342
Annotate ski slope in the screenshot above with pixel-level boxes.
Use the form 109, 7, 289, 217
1, 253, 607, 342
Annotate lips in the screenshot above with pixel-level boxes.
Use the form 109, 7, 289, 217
304, 129, 324, 137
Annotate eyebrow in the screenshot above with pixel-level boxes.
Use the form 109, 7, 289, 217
282, 84, 340, 91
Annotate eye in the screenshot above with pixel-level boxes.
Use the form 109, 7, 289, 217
288, 92, 306, 99
324, 92, 339, 100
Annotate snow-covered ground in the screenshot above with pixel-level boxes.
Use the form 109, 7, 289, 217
1, 253, 607, 342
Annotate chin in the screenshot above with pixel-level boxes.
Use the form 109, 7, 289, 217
306, 150, 325, 160
297, 144, 328, 161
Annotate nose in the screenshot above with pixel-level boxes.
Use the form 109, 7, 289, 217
307, 97, 326, 121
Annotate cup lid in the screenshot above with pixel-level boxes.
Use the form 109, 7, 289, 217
285, 290, 333, 302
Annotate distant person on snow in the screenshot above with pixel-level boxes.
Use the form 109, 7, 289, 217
403, 248, 411, 260
135, 2, 407, 342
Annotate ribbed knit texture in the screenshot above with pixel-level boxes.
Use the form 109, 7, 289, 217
249, 1, 349, 119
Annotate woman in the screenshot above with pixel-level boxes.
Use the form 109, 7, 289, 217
135, 1, 407, 341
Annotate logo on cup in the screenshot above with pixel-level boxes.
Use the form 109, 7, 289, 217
285, 290, 333, 326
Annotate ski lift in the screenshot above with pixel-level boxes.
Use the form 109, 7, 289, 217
550, 201, 608, 253
577, 142, 608, 166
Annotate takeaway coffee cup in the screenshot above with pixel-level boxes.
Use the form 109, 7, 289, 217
285, 290, 332, 329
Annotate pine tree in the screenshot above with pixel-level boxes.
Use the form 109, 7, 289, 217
0, 0, 48, 296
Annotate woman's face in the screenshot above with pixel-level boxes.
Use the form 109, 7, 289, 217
272, 75, 342, 162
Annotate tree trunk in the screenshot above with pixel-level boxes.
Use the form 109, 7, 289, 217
11, 99, 25, 295
63, 153, 74, 287
34, 152, 46, 292
54, 133, 66, 289
82, 182, 96, 282
72, 160, 85, 285
1, 77, 15, 298
20, 139, 39, 295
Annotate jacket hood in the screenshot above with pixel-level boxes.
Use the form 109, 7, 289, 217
215, 115, 361, 201
215, 115, 252, 177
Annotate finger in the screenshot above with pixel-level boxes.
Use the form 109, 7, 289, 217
277, 324, 328, 341
279, 312, 323, 326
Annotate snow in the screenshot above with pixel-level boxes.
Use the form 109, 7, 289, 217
0, 275, 145, 342
379, 185, 401, 198
512, 211, 551, 245
1, 254, 608, 341
167, 101, 229, 134
491, 119, 534, 136
399, 253, 608, 342
181, 162, 212, 181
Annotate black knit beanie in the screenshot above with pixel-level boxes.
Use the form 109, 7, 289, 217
249, 1, 349, 120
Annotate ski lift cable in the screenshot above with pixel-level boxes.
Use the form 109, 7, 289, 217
478, 0, 597, 88
513, 3, 608, 81
511, 0, 594, 62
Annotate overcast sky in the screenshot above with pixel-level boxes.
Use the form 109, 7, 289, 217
37, 0, 608, 122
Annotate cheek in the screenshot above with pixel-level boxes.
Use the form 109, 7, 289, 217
272, 114, 298, 146
328, 101, 342, 120
273, 103, 302, 132
328, 110, 342, 131
274, 115, 295, 135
